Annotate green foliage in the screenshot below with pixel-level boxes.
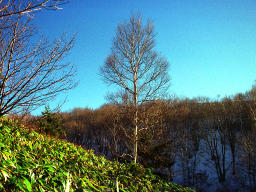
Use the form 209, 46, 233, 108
0, 118, 194, 192
37, 106, 64, 137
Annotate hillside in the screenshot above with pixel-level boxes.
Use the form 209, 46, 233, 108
0, 118, 194, 192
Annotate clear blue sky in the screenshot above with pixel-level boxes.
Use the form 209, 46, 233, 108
33, 0, 256, 113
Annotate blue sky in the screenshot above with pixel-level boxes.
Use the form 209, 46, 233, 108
33, 0, 256, 112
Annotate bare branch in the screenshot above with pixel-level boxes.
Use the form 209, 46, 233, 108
0, 0, 68, 19
0, 15, 77, 115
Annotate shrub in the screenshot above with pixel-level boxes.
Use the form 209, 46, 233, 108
37, 106, 65, 137
0, 118, 195, 192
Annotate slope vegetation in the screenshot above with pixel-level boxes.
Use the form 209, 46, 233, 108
0, 118, 194, 191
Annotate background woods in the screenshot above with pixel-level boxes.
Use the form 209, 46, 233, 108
22, 84, 256, 191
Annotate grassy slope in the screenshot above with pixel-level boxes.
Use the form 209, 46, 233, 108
0, 118, 194, 192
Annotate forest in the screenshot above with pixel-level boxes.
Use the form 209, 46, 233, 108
16, 83, 256, 192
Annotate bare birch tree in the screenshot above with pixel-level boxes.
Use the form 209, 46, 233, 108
0, 14, 77, 115
100, 14, 170, 163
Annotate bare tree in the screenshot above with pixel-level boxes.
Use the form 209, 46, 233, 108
239, 101, 256, 191
100, 14, 170, 163
0, 15, 77, 115
0, 0, 67, 18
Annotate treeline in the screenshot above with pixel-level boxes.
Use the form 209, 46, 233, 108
57, 93, 255, 190
13, 85, 256, 191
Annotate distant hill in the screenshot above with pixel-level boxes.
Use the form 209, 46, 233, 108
0, 117, 194, 192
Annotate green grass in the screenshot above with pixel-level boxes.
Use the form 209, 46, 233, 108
0, 117, 194, 192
